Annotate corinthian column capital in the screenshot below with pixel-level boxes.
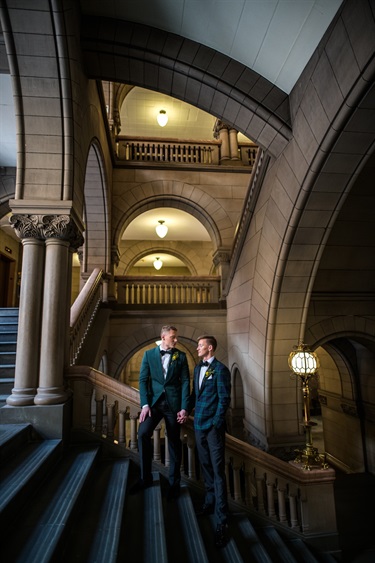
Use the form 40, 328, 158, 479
9, 213, 84, 250
9, 214, 45, 240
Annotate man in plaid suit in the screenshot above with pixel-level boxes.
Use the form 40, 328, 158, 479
189, 335, 231, 547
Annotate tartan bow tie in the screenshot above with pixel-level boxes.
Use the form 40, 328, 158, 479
199, 360, 209, 367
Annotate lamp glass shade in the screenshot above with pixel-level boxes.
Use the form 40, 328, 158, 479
157, 110, 168, 127
288, 343, 319, 375
153, 257, 163, 270
155, 220, 168, 238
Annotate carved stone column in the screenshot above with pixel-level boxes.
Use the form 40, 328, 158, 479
35, 215, 83, 405
214, 120, 230, 161
229, 128, 239, 159
7, 215, 45, 405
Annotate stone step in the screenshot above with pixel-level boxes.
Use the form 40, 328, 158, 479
6, 447, 101, 563
0, 438, 63, 528
0, 423, 33, 462
0, 351, 16, 364
0, 308, 19, 319
0, 366, 15, 378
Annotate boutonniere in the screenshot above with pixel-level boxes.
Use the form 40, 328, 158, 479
171, 351, 179, 362
204, 368, 215, 379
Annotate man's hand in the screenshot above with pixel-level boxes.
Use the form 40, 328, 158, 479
177, 409, 188, 424
140, 405, 151, 423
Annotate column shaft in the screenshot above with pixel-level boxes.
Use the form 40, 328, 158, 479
7, 239, 45, 405
35, 239, 71, 404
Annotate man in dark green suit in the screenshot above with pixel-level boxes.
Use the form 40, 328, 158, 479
189, 335, 231, 547
131, 325, 190, 498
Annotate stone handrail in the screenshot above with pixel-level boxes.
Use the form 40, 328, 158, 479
116, 136, 258, 167
65, 366, 338, 544
69, 268, 104, 365
115, 276, 221, 306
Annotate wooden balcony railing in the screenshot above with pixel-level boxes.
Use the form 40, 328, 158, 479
65, 366, 338, 546
116, 136, 258, 168
115, 276, 221, 307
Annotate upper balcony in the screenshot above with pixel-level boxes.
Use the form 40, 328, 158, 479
115, 134, 258, 170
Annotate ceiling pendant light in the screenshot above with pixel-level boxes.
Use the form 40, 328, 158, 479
153, 257, 163, 270
155, 220, 168, 238
157, 109, 168, 127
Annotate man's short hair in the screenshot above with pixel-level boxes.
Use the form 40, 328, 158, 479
197, 335, 217, 351
161, 325, 177, 336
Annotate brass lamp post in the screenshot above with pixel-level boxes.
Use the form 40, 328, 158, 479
288, 341, 328, 470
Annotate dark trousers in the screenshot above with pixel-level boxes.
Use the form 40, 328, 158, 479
195, 425, 228, 526
138, 396, 182, 487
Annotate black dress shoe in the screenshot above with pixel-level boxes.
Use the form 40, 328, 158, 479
215, 523, 229, 548
196, 503, 214, 516
129, 477, 153, 495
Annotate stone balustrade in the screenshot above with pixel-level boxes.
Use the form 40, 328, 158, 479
115, 276, 221, 306
70, 268, 104, 365
116, 136, 258, 168
65, 366, 338, 545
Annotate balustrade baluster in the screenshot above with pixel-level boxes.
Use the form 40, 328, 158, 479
106, 402, 116, 438
232, 460, 242, 501
277, 481, 288, 524
256, 474, 266, 514
288, 485, 299, 529
118, 410, 126, 444
153, 425, 161, 461
164, 430, 170, 467
95, 396, 104, 433
186, 434, 196, 479
266, 476, 276, 518
129, 415, 138, 450
136, 283, 145, 305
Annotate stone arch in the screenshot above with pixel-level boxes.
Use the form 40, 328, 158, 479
227, 365, 245, 439
122, 245, 198, 276
108, 321, 227, 379
305, 317, 375, 352
113, 184, 225, 250
118, 239, 211, 276
81, 16, 291, 159
303, 321, 375, 472
82, 140, 110, 274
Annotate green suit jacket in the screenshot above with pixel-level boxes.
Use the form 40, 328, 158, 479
139, 347, 190, 414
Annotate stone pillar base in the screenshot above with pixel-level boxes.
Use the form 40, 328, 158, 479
6, 387, 36, 406
0, 398, 72, 440
34, 387, 72, 405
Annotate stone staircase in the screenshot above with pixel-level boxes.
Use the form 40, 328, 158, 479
0, 423, 339, 563
0, 308, 18, 404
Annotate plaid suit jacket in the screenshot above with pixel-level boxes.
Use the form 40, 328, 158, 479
190, 358, 231, 431
139, 346, 190, 414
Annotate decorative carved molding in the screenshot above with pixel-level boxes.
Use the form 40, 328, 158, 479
213, 118, 231, 138
213, 249, 231, 267
9, 213, 84, 249
111, 244, 120, 267
341, 403, 358, 417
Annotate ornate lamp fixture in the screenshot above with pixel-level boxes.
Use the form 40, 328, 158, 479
288, 341, 328, 470
155, 220, 168, 238
153, 257, 163, 271
157, 109, 168, 127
